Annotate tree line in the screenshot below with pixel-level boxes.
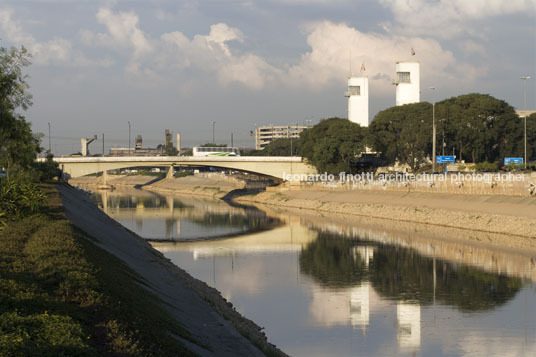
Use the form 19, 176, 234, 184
257, 93, 535, 174
1, 46, 58, 225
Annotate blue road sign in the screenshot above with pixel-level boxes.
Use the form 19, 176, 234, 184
436, 155, 455, 164
504, 157, 523, 165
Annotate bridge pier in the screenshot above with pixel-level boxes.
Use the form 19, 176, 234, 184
166, 196, 174, 213
97, 170, 113, 190
166, 165, 175, 179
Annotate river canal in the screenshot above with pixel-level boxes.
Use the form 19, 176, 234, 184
92, 188, 536, 357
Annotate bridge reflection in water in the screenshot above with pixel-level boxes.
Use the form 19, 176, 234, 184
95, 189, 278, 241
90, 189, 536, 357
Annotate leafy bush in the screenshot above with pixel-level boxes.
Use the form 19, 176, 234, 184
0, 178, 45, 217
502, 163, 526, 172
0, 211, 6, 230
473, 161, 498, 172
31, 153, 60, 182
174, 170, 193, 178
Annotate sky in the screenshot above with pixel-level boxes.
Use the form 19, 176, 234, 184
0, 0, 535, 154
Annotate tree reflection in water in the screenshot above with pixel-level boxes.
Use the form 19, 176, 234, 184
300, 232, 524, 312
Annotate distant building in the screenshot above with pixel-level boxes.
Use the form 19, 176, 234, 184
165, 129, 172, 148
254, 125, 311, 150
395, 62, 420, 106
110, 130, 179, 156
135, 135, 143, 149
109, 146, 165, 156
345, 76, 370, 127
516, 110, 536, 117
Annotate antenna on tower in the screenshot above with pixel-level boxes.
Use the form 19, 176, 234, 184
349, 50, 352, 76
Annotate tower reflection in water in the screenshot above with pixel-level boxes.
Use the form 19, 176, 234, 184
397, 303, 421, 351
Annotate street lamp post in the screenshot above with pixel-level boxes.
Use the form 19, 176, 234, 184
525, 115, 527, 169
430, 87, 436, 173
48, 122, 51, 154
521, 76, 531, 169
212, 121, 215, 146
128, 121, 131, 156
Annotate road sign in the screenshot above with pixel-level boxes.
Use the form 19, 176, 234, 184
436, 155, 455, 164
504, 157, 523, 165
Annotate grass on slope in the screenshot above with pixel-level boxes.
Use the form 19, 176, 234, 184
0, 184, 198, 356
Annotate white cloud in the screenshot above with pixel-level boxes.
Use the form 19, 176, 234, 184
285, 21, 482, 93
0, 5, 489, 92
156, 22, 279, 88
460, 40, 487, 57
219, 54, 281, 89
81, 7, 279, 89
204, 23, 243, 56
81, 7, 153, 58
379, 0, 536, 39
0, 7, 113, 67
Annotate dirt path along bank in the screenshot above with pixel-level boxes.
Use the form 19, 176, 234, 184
235, 189, 536, 245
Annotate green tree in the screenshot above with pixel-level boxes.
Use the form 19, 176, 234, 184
527, 113, 536, 162
437, 93, 519, 163
298, 118, 365, 174
248, 138, 298, 156
369, 94, 524, 169
0, 46, 40, 178
368, 102, 432, 171
164, 144, 178, 156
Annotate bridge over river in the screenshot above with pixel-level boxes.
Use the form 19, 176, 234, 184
44, 156, 317, 180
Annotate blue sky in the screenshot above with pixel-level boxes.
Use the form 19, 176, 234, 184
1, 0, 535, 154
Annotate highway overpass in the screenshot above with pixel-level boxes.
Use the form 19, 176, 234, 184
44, 156, 317, 180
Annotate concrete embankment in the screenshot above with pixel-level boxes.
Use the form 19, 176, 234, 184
58, 183, 285, 357
235, 189, 536, 245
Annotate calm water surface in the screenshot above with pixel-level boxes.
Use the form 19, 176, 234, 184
93, 189, 536, 357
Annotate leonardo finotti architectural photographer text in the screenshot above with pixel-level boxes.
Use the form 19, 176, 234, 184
283, 172, 525, 184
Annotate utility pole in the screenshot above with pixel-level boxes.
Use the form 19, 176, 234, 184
290, 136, 293, 156
212, 121, 216, 146
128, 121, 131, 156
102, 133, 105, 156
521, 76, 531, 169
231, 132, 233, 147
430, 87, 436, 173
48, 122, 51, 153
525, 115, 527, 169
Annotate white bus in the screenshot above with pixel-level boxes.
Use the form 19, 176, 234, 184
192, 147, 240, 157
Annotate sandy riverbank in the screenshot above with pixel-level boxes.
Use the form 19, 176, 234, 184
235, 189, 536, 244
57, 183, 285, 356
69, 174, 536, 250
70, 174, 243, 198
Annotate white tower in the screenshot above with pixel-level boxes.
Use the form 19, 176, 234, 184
345, 76, 369, 127
395, 62, 420, 106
